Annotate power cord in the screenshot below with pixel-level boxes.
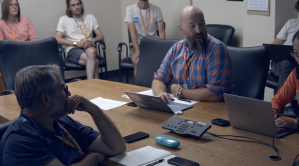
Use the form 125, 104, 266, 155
292, 154, 299, 166
206, 127, 283, 161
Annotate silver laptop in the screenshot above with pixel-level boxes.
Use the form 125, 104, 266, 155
124, 91, 193, 114
224, 93, 295, 138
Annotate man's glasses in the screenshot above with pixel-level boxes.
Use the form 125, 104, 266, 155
9, 3, 19, 7
51, 85, 69, 94
290, 51, 299, 58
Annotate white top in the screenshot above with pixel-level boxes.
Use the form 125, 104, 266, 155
124, 3, 163, 44
276, 18, 299, 46
56, 14, 99, 56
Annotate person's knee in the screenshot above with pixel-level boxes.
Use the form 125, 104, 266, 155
86, 48, 97, 58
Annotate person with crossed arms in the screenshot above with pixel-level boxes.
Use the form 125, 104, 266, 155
124, 0, 166, 78
152, 6, 235, 102
55, 0, 104, 79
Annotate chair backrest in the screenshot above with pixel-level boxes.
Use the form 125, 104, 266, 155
0, 118, 17, 139
227, 46, 270, 100
128, 21, 166, 46
0, 37, 65, 91
206, 24, 235, 46
134, 36, 179, 88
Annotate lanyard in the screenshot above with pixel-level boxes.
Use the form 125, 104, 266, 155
55, 123, 84, 157
183, 49, 197, 82
19, 115, 84, 158
139, 4, 150, 34
8, 19, 18, 41
73, 16, 88, 39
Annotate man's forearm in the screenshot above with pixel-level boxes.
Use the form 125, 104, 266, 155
71, 153, 104, 166
55, 37, 76, 47
152, 80, 167, 96
88, 107, 126, 155
182, 88, 221, 102
159, 31, 166, 40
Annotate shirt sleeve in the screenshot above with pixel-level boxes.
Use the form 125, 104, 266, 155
2, 132, 56, 166
276, 19, 290, 40
153, 45, 174, 86
91, 15, 100, 31
27, 18, 38, 41
124, 6, 134, 23
206, 43, 233, 97
155, 6, 163, 22
65, 116, 100, 152
56, 17, 64, 34
271, 69, 297, 113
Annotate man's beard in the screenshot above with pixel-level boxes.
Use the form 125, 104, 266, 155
184, 32, 208, 54
48, 100, 67, 119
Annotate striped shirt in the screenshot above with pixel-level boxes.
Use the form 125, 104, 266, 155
153, 34, 235, 98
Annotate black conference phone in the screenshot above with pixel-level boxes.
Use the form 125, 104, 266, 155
162, 116, 211, 139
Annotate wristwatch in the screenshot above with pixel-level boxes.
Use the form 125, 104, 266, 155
73, 42, 77, 46
177, 87, 184, 99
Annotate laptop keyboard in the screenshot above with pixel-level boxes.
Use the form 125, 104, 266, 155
168, 105, 183, 112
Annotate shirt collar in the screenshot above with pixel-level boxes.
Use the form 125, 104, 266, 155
20, 111, 60, 136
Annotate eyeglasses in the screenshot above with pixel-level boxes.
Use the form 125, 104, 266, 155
9, 3, 19, 7
51, 85, 69, 94
290, 51, 299, 58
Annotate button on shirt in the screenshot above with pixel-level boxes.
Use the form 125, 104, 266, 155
154, 34, 235, 98
0, 112, 100, 166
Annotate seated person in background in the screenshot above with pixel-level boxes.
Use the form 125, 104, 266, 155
271, 0, 299, 115
152, 6, 235, 102
0, 65, 126, 166
272, 31, 299, 129
55, 0, 104, 79
0, 0, 38, 41
124, 0, 166, 77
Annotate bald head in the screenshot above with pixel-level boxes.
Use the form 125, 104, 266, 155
180, 6, 204, 25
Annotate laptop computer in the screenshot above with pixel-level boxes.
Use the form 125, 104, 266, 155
124, 91, 193, 114
263, 44, 293, 61
223, 93, 295, 138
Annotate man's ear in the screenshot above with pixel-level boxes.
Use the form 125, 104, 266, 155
40, 93, 51, 107
179, 24, 184, 35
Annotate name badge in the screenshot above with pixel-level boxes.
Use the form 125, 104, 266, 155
134, 17, 139, 23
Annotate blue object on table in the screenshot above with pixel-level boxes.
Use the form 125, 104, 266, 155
155, 135, 180, 148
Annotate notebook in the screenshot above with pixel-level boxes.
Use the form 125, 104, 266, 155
223, 93, 295, 138
109, 146, 176, 166
124, 91, 193, 115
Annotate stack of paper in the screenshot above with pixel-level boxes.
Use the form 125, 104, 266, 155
90, 97, 128, 111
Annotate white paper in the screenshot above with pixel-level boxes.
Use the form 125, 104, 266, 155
90, 97, 128, 111
247, 0, 268, 11
123, 89, 198, 105
109, 146, 173, 166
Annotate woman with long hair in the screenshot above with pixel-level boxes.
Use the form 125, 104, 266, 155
0, 0, 38, 41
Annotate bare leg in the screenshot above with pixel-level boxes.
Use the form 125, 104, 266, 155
77, 47, 99, 79
133, 57, 139, 78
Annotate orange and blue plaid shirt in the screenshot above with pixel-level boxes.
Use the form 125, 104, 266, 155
154, 35, 235, 98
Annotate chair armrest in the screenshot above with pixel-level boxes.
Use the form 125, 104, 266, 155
118, 43, 128, 58
99, 41, 106, 50
1, 89, 14, 95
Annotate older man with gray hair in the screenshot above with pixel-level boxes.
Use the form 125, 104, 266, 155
0, 65, 126, 166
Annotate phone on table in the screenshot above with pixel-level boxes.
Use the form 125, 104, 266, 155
123, 132, 149, 143
167, 157, 199, 166
211, 118, 230, 127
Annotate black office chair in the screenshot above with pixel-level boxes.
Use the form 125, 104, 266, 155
206, 24, 235, 46
118, 22, 166, 83
0, 37, 65, 95
59, 37, 108, 80
227, 46, 270, 100
134, 36, 179, 88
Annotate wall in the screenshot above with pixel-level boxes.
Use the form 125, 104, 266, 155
20, 0, 123, 79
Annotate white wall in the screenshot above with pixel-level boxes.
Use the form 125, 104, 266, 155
20, 0, 123, 79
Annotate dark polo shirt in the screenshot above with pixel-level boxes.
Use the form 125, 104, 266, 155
0, 111, 100, 166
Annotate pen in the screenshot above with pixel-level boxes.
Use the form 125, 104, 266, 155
178, 98, 191, 103
146, 159, 164, 166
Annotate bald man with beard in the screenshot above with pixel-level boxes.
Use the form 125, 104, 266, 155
152, 6, 235, 102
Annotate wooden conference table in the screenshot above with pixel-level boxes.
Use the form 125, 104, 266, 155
0, 79, 299, 166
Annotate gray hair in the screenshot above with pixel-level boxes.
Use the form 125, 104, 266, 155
15, 65, 60, 109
